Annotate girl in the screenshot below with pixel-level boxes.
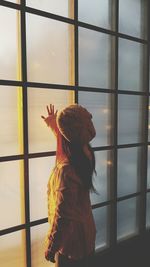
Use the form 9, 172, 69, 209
41, 104, 97, 267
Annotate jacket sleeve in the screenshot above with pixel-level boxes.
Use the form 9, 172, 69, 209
46, 166, 75, 254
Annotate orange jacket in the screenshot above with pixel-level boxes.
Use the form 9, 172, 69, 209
45, 160, 96, 260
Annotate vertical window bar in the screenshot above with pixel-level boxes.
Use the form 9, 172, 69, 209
110, 0, 119, 247
20, 0, 31, 267
139, 0, 150, 234
74, 0, 78, 103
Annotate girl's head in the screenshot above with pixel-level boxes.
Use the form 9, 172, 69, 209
56, 104, 96, 145
56, 104, 98, 193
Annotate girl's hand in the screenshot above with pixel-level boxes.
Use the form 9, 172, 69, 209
41, 104, 58, 127
41, 104, 58, 136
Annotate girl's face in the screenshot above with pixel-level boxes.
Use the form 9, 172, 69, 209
83, 111, 96, 143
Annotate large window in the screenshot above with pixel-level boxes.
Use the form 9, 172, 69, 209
0, 1, 149, 267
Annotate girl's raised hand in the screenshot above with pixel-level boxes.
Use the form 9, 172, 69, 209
41, 104, 58, 128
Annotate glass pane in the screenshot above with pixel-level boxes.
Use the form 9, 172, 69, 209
79, 27, 115, 88
93, 206, 109, 251
78, 0, 113, 29
90, 150, 113, 204
146, 193, 150, 228
28, 88, 74, 153
117, 197, 139, 241
0, 86, 23, 156
26, 0, 74, 18
118, 95, 143, 144
147, 146, 150, 189
0, 160, 25, 230
79, 92, 114, 147
118, 38, 145, 91
119, 0, 146, 39
0, 230, 26, 267
31, 223, 53, 267
29, 156, 56, 221
26, 14, 74, 85
0, 6, 21, 80
117, 147, 141, 197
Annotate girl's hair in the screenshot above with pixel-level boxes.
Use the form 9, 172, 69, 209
62, 136, 99, 194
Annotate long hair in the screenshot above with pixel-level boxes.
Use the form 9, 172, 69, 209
61, 136, 99, 194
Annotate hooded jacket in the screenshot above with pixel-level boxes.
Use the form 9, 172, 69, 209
45, 160, 96, 260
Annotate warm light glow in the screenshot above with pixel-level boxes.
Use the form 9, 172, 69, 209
148, 125, 150, 129
148, 105, 150, 110
17, 11, 26, 267
106, 125, 111, 130
107, 160, 112, 165
102, 108, 109, 113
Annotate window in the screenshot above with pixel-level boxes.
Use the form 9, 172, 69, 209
0, 1, 149, 267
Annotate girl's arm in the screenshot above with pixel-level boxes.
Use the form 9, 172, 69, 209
41, 104, 59, 137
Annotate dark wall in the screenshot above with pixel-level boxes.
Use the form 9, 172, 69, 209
94, 232, 150, 267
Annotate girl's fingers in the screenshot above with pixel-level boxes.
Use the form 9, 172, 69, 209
54, 110, 58, 116
50, 104, 54, 114
41, 115, 46, 119
47, 105, 50, 115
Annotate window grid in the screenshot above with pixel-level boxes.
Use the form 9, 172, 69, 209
0, 1, 150, 267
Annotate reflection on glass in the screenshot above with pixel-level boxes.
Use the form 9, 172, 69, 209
31, 223, 53, 267
0, 231, 26, 267
117, 197, 139, 241
90, 150, 113, 204
29, 156, 56, 221
0, 6, 20, 80
79, 91, 114, 147
78, 0, 112, 29
147, 146, 150, 189
0, 86, 23, 156
119, 0, 146, 39
118, 95, 143, 144
0, 160, 24, 230
79, 27, 114, 88
117, 147, 141, 197
28, 88, 74, 153
26, 13, 74, 85
92, 206, 109, 251
118, 38, 145, 91
26, 0, 74, 18
146, 193, 150, 228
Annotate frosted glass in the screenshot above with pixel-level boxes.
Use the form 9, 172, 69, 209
117, 197, 139, 241
93, 206, 109, 251
0, 231, 26, 267
0, 161, 24, 230
79, 28, 114, 88
28, 88, 74, 153
118, 38, 145, 91
90, 150, 113, 204
26, 14, 74, 85
29, 156, 56, 221
147, 146, 150, 189
146, 193, 150, 228
79, 91, 114, 147
0, 86, 23, 156
117, 147, 141, 197
0, 6, 20, 80
31, 223, 54, 267
118, 95, 143, 144
26, 0, 73, 18
119, 0, 146, 39
78, 0, 112, 29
